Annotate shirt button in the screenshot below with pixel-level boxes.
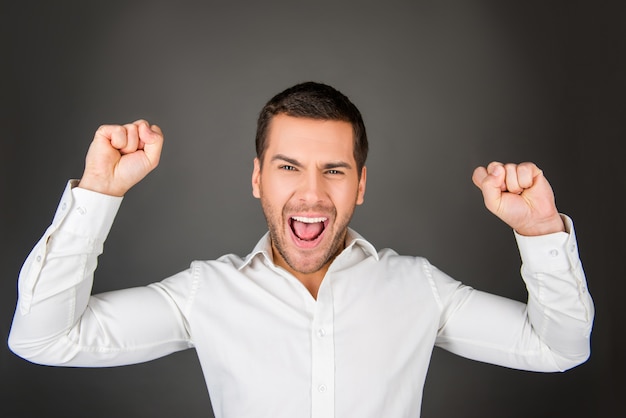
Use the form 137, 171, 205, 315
36, 255, 42, 262
549, 249, 559, 257
61, 202, 67, 211
318, 384, 327, 393
76, 207, 86, 215
317, 328, 326, 338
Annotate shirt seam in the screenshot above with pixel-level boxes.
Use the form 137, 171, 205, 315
421, 258, 444, 311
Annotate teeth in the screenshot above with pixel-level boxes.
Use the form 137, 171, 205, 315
292, 216, 327, 223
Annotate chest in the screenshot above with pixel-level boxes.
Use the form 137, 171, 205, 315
187, 260, 441, 401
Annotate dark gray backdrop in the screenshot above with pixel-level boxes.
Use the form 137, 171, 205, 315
1, 1, 624, 417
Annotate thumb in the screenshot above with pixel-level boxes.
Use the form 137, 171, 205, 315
472, 166, 488, 188
473, 163, 505, 213
138, 121, 164, 168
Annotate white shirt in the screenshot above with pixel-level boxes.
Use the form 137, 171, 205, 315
9, 181, 594, 418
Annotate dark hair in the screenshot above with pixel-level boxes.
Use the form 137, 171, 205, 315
255, 81, 368, 174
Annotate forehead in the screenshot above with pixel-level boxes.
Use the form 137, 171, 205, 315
265, 114, 355, 161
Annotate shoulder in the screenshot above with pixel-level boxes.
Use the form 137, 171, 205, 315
187, 254, 249, 278
375, 248, 433, 275
373, 249, 467, 304
157, 254, 246, 290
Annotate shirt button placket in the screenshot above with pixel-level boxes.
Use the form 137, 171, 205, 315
311, 283, 335, 418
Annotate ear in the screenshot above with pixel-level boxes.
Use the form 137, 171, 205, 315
252, 157, 261, 199
356, 166, 367, 205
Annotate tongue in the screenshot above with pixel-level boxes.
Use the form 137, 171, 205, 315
292, 220, 324, 241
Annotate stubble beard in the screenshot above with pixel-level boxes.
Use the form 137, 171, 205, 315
262, 199, 355, 275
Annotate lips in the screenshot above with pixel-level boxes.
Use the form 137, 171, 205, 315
290, 216, 328, 242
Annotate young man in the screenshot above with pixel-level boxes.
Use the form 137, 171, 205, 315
9, 82, 594, 417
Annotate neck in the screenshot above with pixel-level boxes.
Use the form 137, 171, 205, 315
270, 232, 350, 300
272, 249, 330, 300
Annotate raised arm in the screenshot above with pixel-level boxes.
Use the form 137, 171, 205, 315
435, 162, 594, 371
8, 122, 191, 367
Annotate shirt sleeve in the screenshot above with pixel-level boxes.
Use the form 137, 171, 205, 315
433, 215, 594, 372
8, 181, 193, 367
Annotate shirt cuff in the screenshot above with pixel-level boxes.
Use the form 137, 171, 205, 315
53, 180, 124, 242
514, 214, 580, 272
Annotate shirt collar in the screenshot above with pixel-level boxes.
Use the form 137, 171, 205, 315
239, 228, 379, 271
240, 232, 273, 270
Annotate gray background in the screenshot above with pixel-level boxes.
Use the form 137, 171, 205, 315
1, 1, 624, 417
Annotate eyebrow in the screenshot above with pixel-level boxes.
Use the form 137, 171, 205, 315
271, 154, 302, 168
271, 154, 353, 170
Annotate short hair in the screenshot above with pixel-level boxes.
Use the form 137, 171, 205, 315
255, 82, 368, 174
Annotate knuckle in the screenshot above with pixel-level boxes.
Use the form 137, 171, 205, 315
110, 125, 126, 135
96, 124, 112, 134
96, 124, 126, 140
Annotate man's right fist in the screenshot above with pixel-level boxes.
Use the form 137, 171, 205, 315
78, 120, 164, 196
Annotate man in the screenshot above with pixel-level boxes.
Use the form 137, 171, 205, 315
9, 82, 594, 417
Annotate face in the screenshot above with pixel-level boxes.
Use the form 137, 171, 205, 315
252, 114, 366, 279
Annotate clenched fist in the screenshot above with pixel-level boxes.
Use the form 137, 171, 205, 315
78, 120, 164, 197
472, 162, 566, 236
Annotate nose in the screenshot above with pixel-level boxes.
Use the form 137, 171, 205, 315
298, 171, 326, 204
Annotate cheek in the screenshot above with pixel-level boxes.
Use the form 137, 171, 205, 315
260, 177, 293, 207
331, 184, 361, 213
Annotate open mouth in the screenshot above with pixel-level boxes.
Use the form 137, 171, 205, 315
289, 216, 328, 242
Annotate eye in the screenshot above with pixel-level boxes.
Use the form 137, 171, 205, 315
326, 169, 343, 175
280, 165, 297, 171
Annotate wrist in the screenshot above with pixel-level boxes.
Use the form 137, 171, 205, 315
78, 176, 126, 197
515, 214, 566, 236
